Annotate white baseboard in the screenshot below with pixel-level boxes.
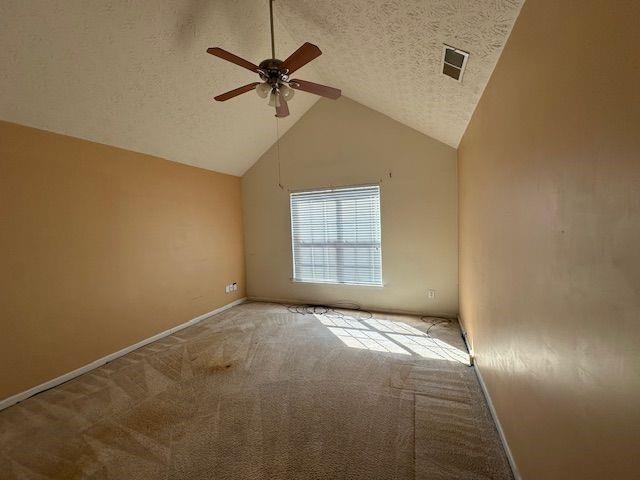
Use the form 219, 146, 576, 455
473, 361, 522, 480
0, 297, 246, 412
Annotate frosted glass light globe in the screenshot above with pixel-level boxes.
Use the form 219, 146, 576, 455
268, 90, 281, 108
280, 84, 295, 101
256, 82, 271, 98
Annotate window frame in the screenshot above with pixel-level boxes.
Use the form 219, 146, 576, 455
289, 184, 384, 287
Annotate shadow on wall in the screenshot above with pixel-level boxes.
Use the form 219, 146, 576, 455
316, 312, 470, 364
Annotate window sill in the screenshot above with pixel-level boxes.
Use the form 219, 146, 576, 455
290, 279, 384, 288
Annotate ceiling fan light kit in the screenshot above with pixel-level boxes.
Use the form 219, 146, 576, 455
207, 0, 341, 118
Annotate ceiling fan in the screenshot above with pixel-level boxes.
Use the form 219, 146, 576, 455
207, 0, 341, 118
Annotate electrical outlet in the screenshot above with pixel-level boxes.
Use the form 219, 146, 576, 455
428, 289, 436, 299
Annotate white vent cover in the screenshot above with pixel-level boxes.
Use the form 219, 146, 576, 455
442, 45, 469, 82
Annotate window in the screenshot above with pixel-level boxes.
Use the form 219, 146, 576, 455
290, 185, 382, 286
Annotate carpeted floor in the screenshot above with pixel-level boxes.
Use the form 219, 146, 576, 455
0, 301, 513, 479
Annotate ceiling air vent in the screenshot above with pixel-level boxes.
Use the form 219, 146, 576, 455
442, 45, 469, 82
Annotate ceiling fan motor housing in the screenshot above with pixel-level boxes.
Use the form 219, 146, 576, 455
258, 59, 288, 86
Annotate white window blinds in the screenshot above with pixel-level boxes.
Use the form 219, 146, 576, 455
290, 185, 382, 286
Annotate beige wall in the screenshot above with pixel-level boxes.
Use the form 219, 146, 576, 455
458, 1, 640, 478
243, 97, 458, 315
0, 121, 245, 400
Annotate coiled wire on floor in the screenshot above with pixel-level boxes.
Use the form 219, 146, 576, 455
282, 302, 373, 320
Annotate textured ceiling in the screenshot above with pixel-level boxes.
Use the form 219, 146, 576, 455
275, 0, 524, 148
0, 0, 523, 176
0, 0, 321, 176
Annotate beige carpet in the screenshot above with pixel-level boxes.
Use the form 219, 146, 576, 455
0, 302, 513, 479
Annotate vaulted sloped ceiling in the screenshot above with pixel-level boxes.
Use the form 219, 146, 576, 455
0, 0, 523, 176
276, 0, 524, 148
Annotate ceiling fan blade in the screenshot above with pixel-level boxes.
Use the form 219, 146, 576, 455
281, 42, 322, 74
207, 47, 259, 73
290, 79, 341, 100
214, 82, 261, 101
275, 95, 290, 118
